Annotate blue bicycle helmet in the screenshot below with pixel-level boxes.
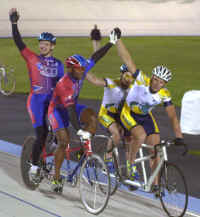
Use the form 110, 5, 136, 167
65, 54, 88, 68
38, 32, 56, 44
120, 64, 129, 73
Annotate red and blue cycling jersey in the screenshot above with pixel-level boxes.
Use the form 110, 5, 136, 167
48, 58, 95, 131
21, 47, 64, 128
49, 58, 94, 110
21, 47, 64, 95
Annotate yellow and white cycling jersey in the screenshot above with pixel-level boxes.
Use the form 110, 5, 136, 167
98, 78, 128, 128
126, 70, 172, 115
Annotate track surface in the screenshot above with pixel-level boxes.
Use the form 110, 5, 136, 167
0, 93, 200, 200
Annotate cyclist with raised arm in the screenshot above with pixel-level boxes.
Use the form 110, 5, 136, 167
48, 31, 119, 192
113, 28, 184, 193
9, 8, 64, 181
86, 64, 134, 173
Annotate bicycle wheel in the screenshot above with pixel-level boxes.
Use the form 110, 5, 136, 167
20, 136, 39, 190
109, 151, 121, 195
79, 154, 110, 215
0, 69, 16, 96
99, 156, 119, 196
159, 162, 188, 217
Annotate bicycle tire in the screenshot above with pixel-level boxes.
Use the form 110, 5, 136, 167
0, 70, 16, 96
79, 154, 110, 215
20, 136, 39, 190
99, 150, 119, 196
109, 150, 120, 195
159, 162, 188, 217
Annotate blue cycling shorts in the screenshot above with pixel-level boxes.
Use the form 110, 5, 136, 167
27, 93, 51, 128
48, 104, 87, 132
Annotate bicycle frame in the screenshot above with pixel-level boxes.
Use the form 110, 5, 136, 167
94, 134, 169, 192
122, 143, 168, 192
41, 138, 93, 183
65, 139, 92, 182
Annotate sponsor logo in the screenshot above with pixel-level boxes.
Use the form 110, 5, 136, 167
33, 85, 43, 92
36, 62, 58, 77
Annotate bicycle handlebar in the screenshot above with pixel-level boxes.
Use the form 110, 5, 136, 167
154, 139, 188, 157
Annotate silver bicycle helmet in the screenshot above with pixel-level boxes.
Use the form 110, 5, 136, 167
152, 65, 172, 82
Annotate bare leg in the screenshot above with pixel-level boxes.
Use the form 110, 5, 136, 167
105, 122, 121, 159
145, 134, 160, 185
54, 128, 70, 180
129, 125, 146, 164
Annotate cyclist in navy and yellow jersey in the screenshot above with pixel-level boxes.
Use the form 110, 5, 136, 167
9, 8, 64, 181
113, 28, 184, 191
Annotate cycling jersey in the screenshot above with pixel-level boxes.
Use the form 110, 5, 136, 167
48, 58, 95, 131
49, 58, 95, 110
120, 70, 172, 133
126, 70, 172, 115
21, 47, 64, 128
98, 78, 128, 128
21, 47, 64, 94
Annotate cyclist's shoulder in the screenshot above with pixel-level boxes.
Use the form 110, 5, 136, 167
58, 74, 73, 86
158, 87, 171, 98
21, 46, 37, 57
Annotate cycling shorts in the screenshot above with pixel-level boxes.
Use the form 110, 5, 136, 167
98, 106, 120, 129
48, 104, 86, 132
120, 103, 159, 136
27, 93, 51, 128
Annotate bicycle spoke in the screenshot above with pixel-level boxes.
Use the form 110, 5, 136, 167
159, 162, 188, 217
79, 154, 110, 215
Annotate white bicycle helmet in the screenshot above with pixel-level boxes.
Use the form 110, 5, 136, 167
152, 65, 172, 82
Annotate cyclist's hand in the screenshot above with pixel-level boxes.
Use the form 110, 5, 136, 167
109, 30, 118, 45
9, 8, 20, 23
114, 27, 121, 39
77, 129, 91, 141
174, 138, 188, 156
174, 138, 184, 146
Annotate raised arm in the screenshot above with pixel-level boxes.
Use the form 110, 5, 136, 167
90, 29, 119, 64
86, 71, 106, 87
114, 28, 137, 74
90, 42, 113, 64
9, 8, 26, 51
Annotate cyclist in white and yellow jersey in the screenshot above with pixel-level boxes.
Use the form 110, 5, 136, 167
86, 64, 134, 172
114, 28, 184, 191
98, 64, 132, 142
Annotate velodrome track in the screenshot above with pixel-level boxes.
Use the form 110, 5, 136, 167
1, 0, 200, 37
1, 0, 200, 216
0, 94, 200, 217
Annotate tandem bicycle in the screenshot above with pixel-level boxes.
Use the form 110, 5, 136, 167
101, 135, 189, 217
20, 133, 111, 215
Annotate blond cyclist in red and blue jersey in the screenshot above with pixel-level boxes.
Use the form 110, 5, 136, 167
9, 9, 64, 171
